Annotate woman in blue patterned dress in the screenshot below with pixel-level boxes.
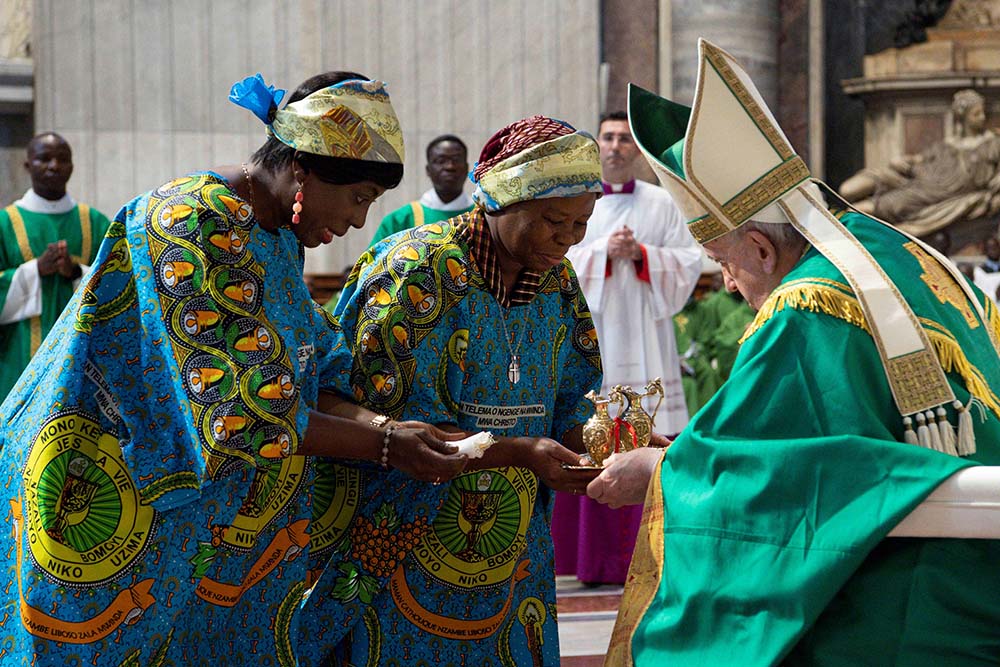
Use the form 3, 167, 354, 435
299, 115, 606, 667
0, 71, 466, 665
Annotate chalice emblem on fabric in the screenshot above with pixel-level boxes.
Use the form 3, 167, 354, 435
46, 456, 99, 545
457, 472, 503, 562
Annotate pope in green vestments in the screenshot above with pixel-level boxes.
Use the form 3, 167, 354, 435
0, 133, 111, 400
589, 40, 1000, 666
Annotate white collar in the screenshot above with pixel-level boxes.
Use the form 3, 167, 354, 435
14, 188, 77, 215
419, 188, 474, 212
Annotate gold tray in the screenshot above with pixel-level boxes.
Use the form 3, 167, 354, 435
560, 463, 604, 479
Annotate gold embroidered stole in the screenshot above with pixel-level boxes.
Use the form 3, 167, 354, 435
4, 204, 92, 355
604, 455, 666, 667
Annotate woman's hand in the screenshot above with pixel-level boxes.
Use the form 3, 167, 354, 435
586, 447, 664, 508
385, 424, 468, 483
525, 437, 592, 495
395, 420, 465, 444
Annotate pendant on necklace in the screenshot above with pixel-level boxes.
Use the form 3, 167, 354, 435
508, 355, 521, 385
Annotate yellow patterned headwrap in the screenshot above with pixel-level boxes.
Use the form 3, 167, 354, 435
470, 116, 602, 213
268, 79, 404, 164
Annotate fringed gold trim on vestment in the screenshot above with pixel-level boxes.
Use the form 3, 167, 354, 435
742, 279, 1000, 429
985, 297, 1000, 356
740, 278, 865, 344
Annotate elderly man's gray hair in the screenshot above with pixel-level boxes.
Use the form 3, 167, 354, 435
739, 219, 807, 251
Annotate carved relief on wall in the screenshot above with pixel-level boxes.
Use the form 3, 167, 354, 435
840, 89, 1000, 237
937, 0, 1000, 29
840, 1, 1000, 251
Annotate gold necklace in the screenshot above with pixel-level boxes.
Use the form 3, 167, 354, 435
241, 162, 256, 211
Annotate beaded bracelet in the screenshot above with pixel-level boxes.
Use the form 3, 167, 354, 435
380, 424, 397, 469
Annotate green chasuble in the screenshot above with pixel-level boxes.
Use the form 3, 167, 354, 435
0, 203, 111, 400
620, 212, 1000, 666
674, 292, 751, 416
706, 300, 754, 383
674, 301, 721, 416
367, 199, 474, 248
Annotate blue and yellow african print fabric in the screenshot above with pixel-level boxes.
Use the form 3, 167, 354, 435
0, 173, 343, 664
297, 216, 603, 667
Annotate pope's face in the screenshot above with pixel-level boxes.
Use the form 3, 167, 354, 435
703, 231, 783, 311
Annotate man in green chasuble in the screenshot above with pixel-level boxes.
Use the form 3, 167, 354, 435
0, 133, 111, 399
589, 40, 1000, 667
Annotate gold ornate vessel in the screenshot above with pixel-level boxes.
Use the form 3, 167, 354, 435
643, 377, 665, 429
610, 377, 665, 449
582, 390, 617, 466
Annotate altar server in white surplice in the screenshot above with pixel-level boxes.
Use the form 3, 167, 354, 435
552, 111, 701, 585
568, 111, 701, 434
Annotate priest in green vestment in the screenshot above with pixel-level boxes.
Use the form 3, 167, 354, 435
366, 134, 474, 247
0, 132, 111, 400
674, 287, 752, 415
588, 40, 1000, 667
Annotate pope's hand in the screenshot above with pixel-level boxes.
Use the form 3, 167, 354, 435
587, 447, 664, 508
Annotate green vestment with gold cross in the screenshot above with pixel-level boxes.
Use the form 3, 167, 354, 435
0, 203, 111, 400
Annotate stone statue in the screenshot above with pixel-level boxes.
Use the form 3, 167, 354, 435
839, 89, 1000, 237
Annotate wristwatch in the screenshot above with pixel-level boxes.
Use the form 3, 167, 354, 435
370, 414, 392, 430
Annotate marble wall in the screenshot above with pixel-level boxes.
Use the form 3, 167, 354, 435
0, 0, 33, 206
32, 0, 600, 272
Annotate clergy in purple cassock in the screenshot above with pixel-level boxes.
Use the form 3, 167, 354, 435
552, 111, 701, 585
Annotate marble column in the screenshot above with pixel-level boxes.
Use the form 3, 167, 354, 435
669, 0, 780, 108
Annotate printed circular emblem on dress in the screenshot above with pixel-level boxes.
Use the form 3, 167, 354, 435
400, 269, 440, 321
202, 216, 247, 265
352, 356, 398, 403
205, 401, 253, 451
558, 264, 576, 295
360, 273, 398, 319
226, 456, 309, 550
224, 317, 278, 366
388, 240, 427, 272
438, 252, 470, 293
249, 423, 295, 461
246, 364, 297, 415
156, 246, 204, 297
411, 221, 447, 240
155, 176, 196, 196
153, 196, 203, 240
215, 267, 262, 312
572, 319, 599, 353
204, 185, 254, 225
23, 412, 156, 587
414, 468, 536, 588
358, 322, 385, 358
383, 310, 416, 360
177, 296, 224, 346
307, 459, 363, 556
182, 353, 235, 404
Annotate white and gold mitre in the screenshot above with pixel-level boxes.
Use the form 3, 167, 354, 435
629, 38, 994, 453
628, 40, 809, 243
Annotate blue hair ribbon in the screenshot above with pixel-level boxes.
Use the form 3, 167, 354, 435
229, 73, 286, 124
